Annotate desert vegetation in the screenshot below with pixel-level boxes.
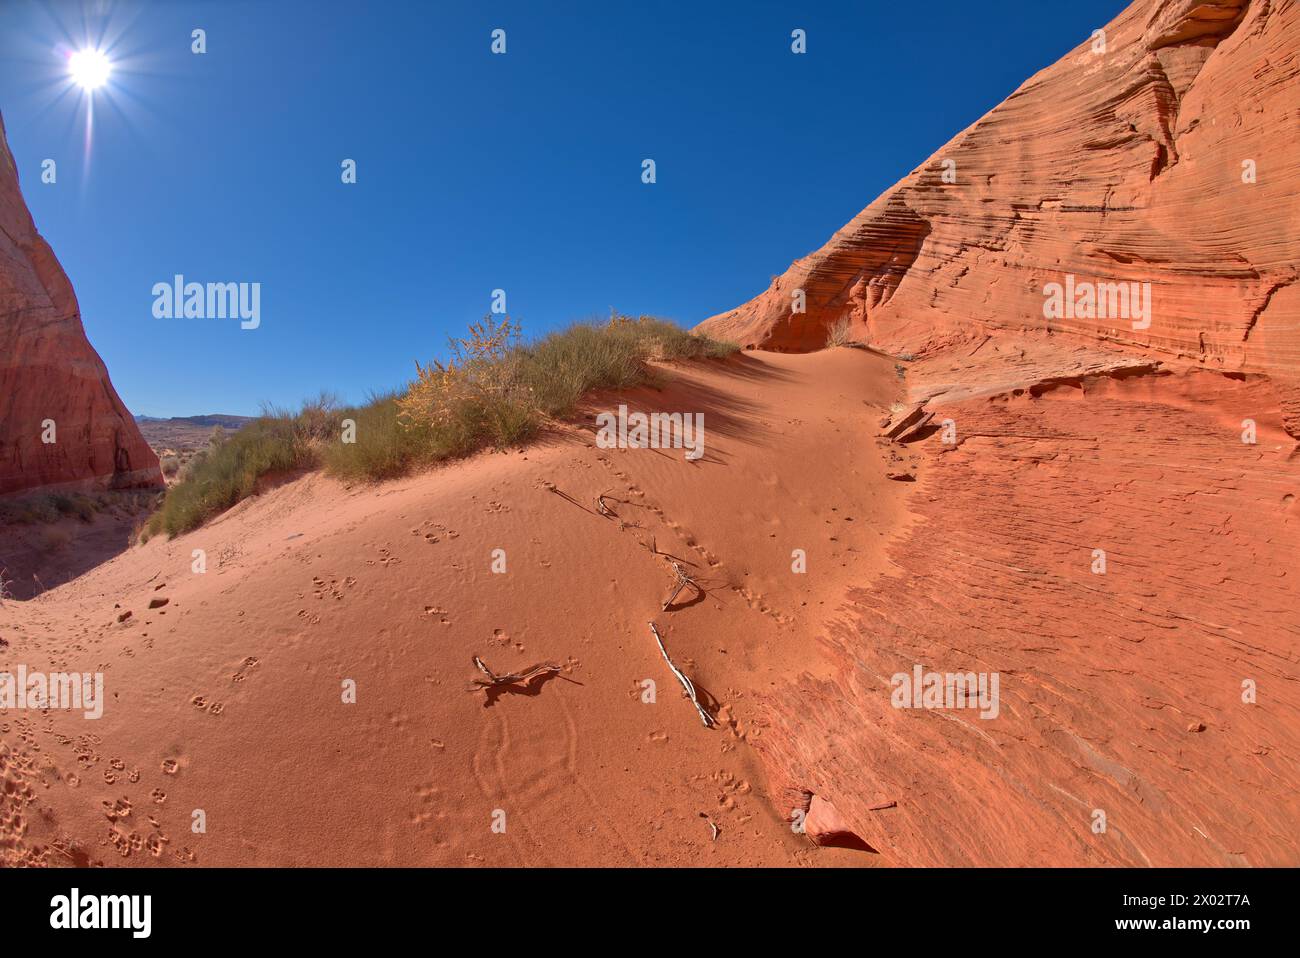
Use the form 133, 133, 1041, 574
143, 314, 736, 539
824, 316, 854, 348
0, 490, 153, 525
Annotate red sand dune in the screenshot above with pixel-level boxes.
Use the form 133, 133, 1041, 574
2, 349, 908, 866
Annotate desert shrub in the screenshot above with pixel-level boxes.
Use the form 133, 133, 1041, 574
285, 392, 343, 442
145, 402, 329, 539
609, 313, 738, 362
397, 313, 736, 430
0, 492, 97, 524
0, 495, 56, 524
399, 317, 527, 429
321, 392, 442, 481
67, 494, 97, 522
516, 313, 736, 417
177, 449, 208, 483
145, 314, 735, 536
517, 322, 646, 415
160, 454, 181, 477
46, 492, 96, 521
825, 316, 853, 348
383, 312, 735, 470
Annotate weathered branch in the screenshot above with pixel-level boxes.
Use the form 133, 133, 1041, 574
648, 622, 715, 728
469, 656, 562, 692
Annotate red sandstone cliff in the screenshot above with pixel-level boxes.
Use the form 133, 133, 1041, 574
0, 112, 161, 497
701, 0, 1300, 866
698, 0, 1298, 425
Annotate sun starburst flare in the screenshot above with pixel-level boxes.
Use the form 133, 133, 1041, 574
68, 48, 112, 90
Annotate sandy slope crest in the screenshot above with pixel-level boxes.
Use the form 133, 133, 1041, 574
1, 348, 905, 867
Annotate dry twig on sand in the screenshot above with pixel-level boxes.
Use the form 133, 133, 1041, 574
648, 621, 715, 728
546, 484, 594, 515
661, 560, 701, 611
596, 492, 643, 531
468, 656, 562, 692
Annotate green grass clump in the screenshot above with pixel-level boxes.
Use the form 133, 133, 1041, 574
144, 402, 328, 539
145, 313, 737, 538
320, 392, 441, 481
517, 315, 736, 416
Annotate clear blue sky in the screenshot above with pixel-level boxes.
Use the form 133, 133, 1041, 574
0, 0, 1127, 416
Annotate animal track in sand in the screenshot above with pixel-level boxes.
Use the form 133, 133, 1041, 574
410, 783, 450, 828
101, 796, 131, 822
590, 458, 724, 571
410, 520, 459, 544
108, 824, 145, 858
490, 628, 523, 652
0, 742, 42, 864
231, 656, 260, 682
729, 584, 793, 626
312, 574, 356, 599
423, 606, 452, 625
145, 832, 169, 858
190, 695, 224, 716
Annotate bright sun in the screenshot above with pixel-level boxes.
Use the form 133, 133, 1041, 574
69, 48, 111, 90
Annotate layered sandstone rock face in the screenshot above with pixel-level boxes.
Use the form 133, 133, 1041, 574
701, 0, 1300, 866
0, 112, 161, 497
699, 0, 1299, 423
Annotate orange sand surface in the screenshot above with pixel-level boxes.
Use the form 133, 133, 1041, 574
2, 348, 905, 866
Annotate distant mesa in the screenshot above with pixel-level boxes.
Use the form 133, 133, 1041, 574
135, 414, 253, 465
134, 414, 253, 429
